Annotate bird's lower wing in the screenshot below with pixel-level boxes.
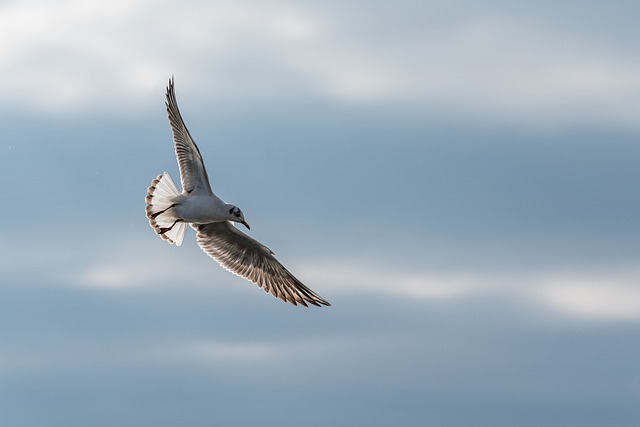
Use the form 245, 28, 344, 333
195, 222, 330, 307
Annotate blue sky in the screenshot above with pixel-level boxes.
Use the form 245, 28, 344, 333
1, 0, 640, 426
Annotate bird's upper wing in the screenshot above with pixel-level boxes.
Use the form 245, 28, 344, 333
195, 222, 330, 307
165, 77, 213, 195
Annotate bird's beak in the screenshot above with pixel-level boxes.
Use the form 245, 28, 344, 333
241, 220, 250, 230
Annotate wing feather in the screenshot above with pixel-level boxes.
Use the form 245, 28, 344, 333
195, 222, 330, 307
165, 77, 213, 195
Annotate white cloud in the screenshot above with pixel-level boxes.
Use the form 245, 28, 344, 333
5, 224, 639, 322
300, 259, 640, 322
166, 338, 330, 365
74, 265, 137, 289
0, 0, 324, 113
299, 260, 481, 300
2, 0, 639, 127
2, 233, 224, 291
538, 276, 640, 321
53, 238, 640, 322
64, 245, 222, 291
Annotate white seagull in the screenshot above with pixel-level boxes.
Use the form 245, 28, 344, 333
145, 78, 330, 307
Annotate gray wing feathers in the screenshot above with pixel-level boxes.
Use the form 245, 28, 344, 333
165, 77, 213, 195
195, 222, 331, 307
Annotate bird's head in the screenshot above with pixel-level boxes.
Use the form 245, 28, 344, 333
228, 205, 250, 230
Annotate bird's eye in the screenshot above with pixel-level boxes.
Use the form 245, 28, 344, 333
235, 212, 241, 217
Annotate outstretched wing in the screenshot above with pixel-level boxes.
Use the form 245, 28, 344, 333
195, 222, 331, 307
165, 77, 213, 195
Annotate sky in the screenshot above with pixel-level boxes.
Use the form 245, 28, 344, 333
1, 0, 640, 425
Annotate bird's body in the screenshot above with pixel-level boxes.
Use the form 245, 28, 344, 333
173, 194, 230, 224
145, 77, 330, 307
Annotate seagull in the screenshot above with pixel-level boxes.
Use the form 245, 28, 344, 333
145, 77, 330, 307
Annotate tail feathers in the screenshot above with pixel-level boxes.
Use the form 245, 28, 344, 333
145, 172, 187, 246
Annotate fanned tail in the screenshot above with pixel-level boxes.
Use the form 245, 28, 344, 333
145, 172, 187, 246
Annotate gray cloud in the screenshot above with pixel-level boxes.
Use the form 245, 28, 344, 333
2, 279, 640, 426
2, 0, 640, 128
2, 1, 640, 426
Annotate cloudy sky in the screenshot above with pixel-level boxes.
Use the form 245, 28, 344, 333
1, 0, 640, 425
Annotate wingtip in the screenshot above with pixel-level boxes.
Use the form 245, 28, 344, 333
166, 76, 176, 104
312, 298, 331, 307
290, 295, 331, 308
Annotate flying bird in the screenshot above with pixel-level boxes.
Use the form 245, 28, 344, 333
145, 77, 330, 307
